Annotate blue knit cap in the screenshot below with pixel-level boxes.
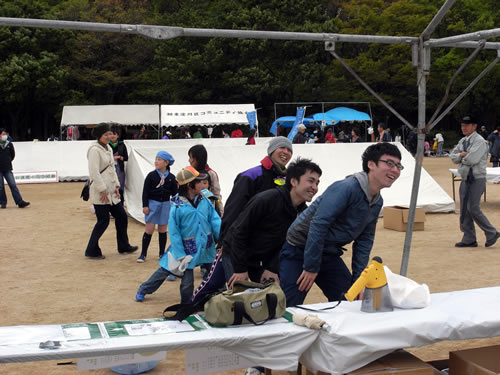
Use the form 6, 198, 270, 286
156, 151, 175, 165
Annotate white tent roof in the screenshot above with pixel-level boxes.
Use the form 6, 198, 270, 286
60, 105, 160, 127
160, 104, 256, 127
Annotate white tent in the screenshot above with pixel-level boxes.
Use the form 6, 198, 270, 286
11, 139, 455, 223
160, 104, 256, 127
123, 139, 455, 223
60, 105, 160, 126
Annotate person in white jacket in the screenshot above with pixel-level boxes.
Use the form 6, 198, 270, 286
84, 123, 138, 259
434, 133, 444, 156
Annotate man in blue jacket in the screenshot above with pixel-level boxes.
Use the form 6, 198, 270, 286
280, 143, 403, 306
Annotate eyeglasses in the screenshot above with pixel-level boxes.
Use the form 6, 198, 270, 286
379, 159, 404, 171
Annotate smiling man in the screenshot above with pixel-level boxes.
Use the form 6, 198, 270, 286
223, 158, 322, 287
280, 143, 402, 306
218, 136, 293, 245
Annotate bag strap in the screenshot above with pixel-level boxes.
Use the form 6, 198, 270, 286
87, 164, 112, 186
294, 299, 341, 312
162, 292, 215, 321
232, 293, 278, 326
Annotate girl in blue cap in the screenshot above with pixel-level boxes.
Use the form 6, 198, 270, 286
137, 151, 178, 263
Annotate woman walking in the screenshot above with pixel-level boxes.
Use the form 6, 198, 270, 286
84, 123, 138, 259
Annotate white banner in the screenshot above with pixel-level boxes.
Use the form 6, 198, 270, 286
13, 171, 58, 184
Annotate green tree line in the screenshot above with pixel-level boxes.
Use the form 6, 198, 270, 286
0, 0, 498, 140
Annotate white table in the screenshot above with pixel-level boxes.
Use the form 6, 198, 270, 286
449, 168, 500, 201
1, 287, 500, 373
298, 286, 500, 374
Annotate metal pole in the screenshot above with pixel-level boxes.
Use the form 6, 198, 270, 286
400, 39, 427, 276
426, 42, 485, 129
421, 0, 457, 40
326, 44, 414, 130
426, 28, 500, 47
438, 40, 500, 50
429, 55, 500, 130
0, 17, 417, 44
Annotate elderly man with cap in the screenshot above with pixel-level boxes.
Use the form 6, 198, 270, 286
450, 116, 500, 248
84, 123, 138, 259
293, 124, 308, 144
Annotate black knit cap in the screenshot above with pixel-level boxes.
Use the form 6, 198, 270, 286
92, 123, 111, 139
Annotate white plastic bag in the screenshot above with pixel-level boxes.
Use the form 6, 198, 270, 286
384, 266, 431, 309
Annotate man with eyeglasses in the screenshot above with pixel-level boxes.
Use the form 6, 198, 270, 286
280, 143, 403, 306
450, 116, 500, 248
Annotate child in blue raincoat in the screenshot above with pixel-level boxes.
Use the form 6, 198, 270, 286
135, 166, 221, 304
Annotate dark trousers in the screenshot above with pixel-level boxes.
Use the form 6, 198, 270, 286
85, 203, 130, 257
279, 241, 351, 307
139, 267, 194, 304
459, 178, 497, 243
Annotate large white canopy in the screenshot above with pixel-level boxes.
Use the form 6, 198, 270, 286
160, 104, 256, 127
60, 105, 160, 127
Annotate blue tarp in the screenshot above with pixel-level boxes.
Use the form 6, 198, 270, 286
270, 107, 371, 135
269, 116, 315, 135
311, 107, 371, 125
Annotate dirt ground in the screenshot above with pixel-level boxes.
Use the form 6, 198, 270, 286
1, 156, 500, 375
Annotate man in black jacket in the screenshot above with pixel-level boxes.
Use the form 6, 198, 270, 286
224, 158, 322, 287
0, 128, 30, 209
219, 136, 293, 245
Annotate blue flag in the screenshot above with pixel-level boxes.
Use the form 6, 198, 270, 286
246, 111, 257, 130
288, 107, 306, 141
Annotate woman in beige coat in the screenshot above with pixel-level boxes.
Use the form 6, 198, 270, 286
84, 123, 138, 259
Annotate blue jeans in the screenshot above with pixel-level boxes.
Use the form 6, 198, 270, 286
139, 267, 194, 304
279, 241, 351, 307
437, 142, 444, 156
0, 170, 23, 206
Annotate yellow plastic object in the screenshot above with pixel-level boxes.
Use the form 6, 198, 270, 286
345, 257, 387, 302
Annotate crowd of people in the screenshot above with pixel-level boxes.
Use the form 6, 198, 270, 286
5, 116, 500, 313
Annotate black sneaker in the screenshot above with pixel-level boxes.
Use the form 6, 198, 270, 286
18, 201, 30, 208
485, 232, 500, 247
119, 245, 138, 254
455, 241, 478, 248
1, 204, 6, 209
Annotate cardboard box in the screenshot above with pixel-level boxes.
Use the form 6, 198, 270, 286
383, 206, 425, 232
449, 345, 500, 375
347, 350, 439, 374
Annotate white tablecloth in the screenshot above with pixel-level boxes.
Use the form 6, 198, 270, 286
1, 287, 500, 373
450, 167, 500, 183
298, 286, 500, 374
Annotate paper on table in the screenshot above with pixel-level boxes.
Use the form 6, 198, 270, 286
63, 326, 91, 340
124, 321, 194, 336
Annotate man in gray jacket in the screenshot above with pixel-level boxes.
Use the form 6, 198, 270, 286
280, 143, 402, 306
450, 116, 500, 248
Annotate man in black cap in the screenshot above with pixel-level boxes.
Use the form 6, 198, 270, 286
450, 116, 500, 248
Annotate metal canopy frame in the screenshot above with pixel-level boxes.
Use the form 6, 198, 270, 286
1, 0, 499, 276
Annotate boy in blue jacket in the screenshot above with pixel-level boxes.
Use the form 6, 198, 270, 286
136, 166, 221, 303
